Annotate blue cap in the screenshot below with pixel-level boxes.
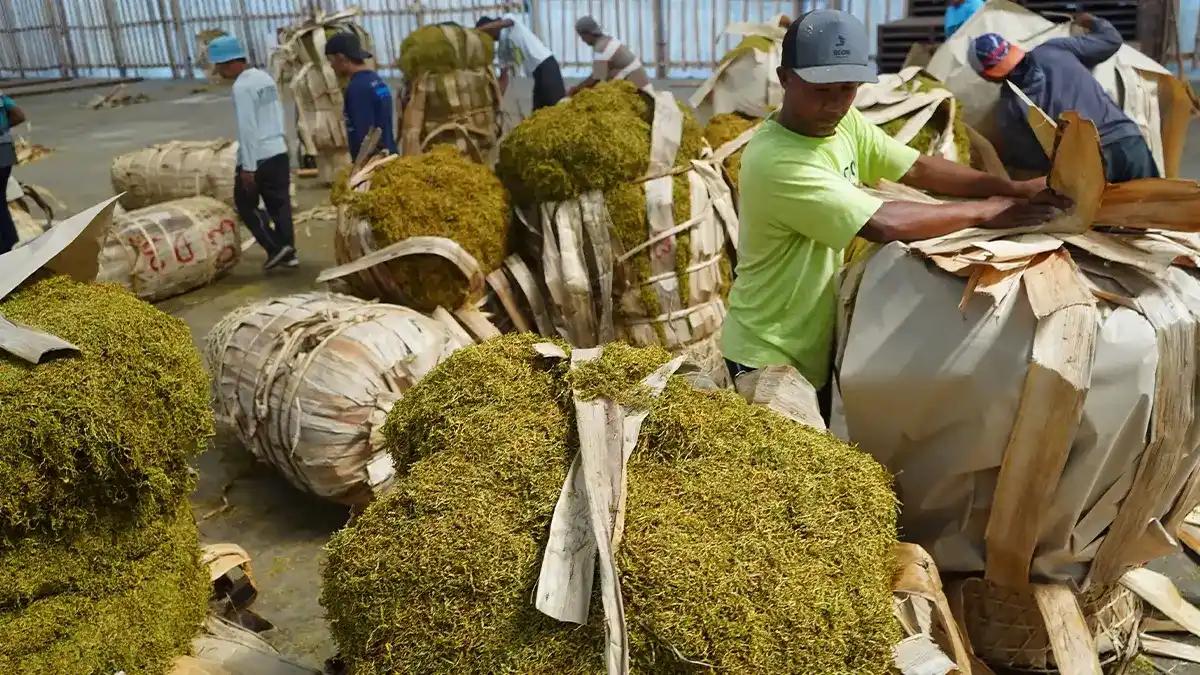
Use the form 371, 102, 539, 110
208, 35, 247, 65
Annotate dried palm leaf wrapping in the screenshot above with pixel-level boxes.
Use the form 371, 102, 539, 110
96, 196, 241, 302
205, 292, 478, 504
398, 25, 501, 162
0, 276, 212, 673
273, 9, 373, 183
496, 81, 739, 383
321, 335, 898, 674
110, 139, 238, 209
330, 145, 509, 312
855, 67, 972, 166
837, 125, 1200, 668
689, 19, 785, 121
703, 112, 760, 192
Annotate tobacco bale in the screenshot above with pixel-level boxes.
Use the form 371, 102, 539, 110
398, 25, 494, 80
110, 139, 238, 209
0, 275, 212, 542
878, 74, 972, 165
704, 112, 760, 191
0, 506, 209, 674
322, 335, 899, 674
336, 145, 509, 311
497, 81, 709, 332
719, 34, 775, 65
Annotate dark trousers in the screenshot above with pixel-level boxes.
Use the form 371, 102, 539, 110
532, 56, 566, 110
725, 359, 833, 424
1102, 134, 1159, 183
234, 153, 294, 257
0, 164, 14, 254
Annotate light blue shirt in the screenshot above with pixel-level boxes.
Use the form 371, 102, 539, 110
231, 67, 287, 169
945, 0, 984, 37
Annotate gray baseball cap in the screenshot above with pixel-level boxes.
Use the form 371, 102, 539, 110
782, 10, 876, 84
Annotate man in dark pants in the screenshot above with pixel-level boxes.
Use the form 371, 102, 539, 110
476, 14, 565, 110
210, 35, 298, 270
971, 14, 1159, 182
0, 92, 27, 254
325, 32, 398, 159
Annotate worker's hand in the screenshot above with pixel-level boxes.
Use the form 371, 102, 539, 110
1009, 176, 1048, 200
1073, 12, 1097, 30
239, 169, 256, 191
979, 197, 1067, 230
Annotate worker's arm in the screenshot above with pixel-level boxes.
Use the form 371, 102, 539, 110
859, 196, 1058, 243
344, 78, 376, 159
498, 68, 511, 95
1043, 13, 1122, 68
567, 77, 599, 96
231, 82, 259, 186
476, 18, 514, 34
7, 105, 25, 127
900, 154, 1046, 199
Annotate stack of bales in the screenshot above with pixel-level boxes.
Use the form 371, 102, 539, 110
397, 25, 501, 162
97, 196, 241, 302
495, 81, 739, 382
273, 9, 373, 183
330, 145, 508, 312
321, 334, 899, 673
0, 275, 212, 672
205, 292, 476, 505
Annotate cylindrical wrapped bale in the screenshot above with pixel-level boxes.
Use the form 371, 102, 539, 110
330, 145, 508, 312
205, 292, 473, 504
322, 335, 899, 673
689, 19, 786, 120
398, 25, 501, 162
96, 196, 241, 302
496, 81, 739, 383
111, 139, 238, 209
855, 68, 973, 166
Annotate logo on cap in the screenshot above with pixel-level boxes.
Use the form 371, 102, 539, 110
833, 34, 850, 58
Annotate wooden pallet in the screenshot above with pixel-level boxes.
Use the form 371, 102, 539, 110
877, 16, 944, 75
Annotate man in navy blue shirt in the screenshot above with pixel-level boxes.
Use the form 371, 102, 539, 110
970, 14, 1157, 182
325, 32, 398, 160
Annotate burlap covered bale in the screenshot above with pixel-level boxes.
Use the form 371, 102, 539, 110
111, 139, 238, 209
205, 292, 477, 504
0, 275, 213, 540
273, 9, 373, 183
495, 81, 738, 381
0, 275, 212, 673
96, 196, 241, 302
322, 335, 899, 674
331, 145, 508, 312
398, 25, 501, 162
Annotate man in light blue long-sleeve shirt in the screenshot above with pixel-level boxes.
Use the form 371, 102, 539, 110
210, 35, 298, 270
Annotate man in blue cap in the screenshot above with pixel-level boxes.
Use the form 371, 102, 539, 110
210, 34, 298, 270
969, 14, 1156, 182
722, 10, 1060, 419
325, 32, 397, 159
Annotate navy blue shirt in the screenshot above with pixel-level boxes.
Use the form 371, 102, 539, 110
345, 70, 398, 159
998, 17, 1141, 172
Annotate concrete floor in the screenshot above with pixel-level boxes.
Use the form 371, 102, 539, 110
10, 76, 1200, 671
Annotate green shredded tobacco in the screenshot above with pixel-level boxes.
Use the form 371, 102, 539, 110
322, 335, 899, 674
878, 74, 972, 166
0, 276, 212, 542
498, 81, 713, 338
0, 509, 208, 674
704, 112, 761, 191
398, 25, 494, 80
337, 145, 509, 311
565, 341, 670, 407
719, 35, 775, 65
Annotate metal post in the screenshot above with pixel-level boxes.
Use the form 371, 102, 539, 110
41, 0, 71, 78
152, 0, 180, 78
101, 0, 128, 76
235, 0, 258, 65
652, 0, 667, 79
167, 0, 192, 77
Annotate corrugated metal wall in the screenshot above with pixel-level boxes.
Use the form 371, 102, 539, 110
0, 0, 917, 80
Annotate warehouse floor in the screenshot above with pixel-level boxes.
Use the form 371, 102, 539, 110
11, 77, 1200, 670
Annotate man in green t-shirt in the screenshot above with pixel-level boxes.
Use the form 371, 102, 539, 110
722, 10, 1063, 416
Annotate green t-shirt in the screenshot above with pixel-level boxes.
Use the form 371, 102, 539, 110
721, 108, 920, 389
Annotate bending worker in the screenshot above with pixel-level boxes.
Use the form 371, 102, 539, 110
722, 10, 1062, 419
0, 92, 26, 254
325, 32, 397, 159
970, 13, 1156, 181
209, 35, 298, 270
476, 14, 565, 110
569, 16, 652, 95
